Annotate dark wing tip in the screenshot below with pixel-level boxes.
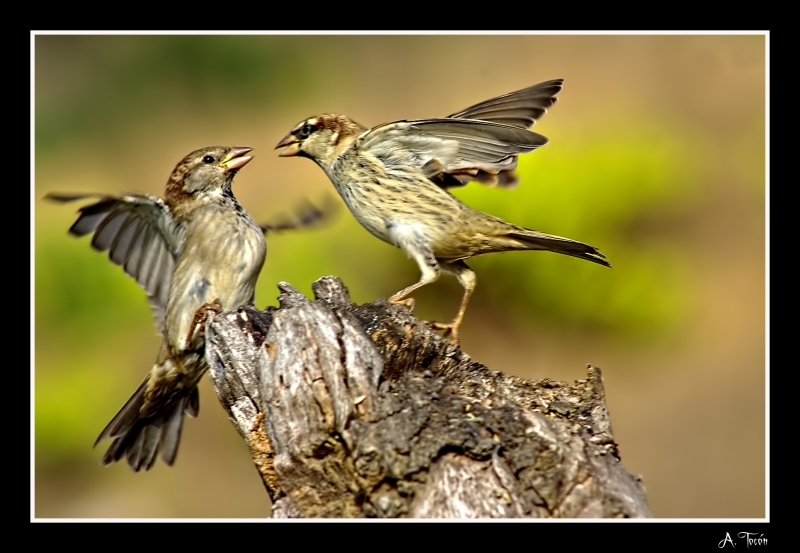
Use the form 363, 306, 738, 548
593, 256, 612, 268
582, 245, 611, 268
260, 196, 338, 233
45, 192, 115, 206
446, 79, 565, 129
44, 192, 86, 203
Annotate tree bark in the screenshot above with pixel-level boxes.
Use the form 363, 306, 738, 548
204, 276, 651, 518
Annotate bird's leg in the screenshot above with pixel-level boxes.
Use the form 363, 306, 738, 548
388, 241, 440, 310
184, 298, 223, 350
428, 260, 476, 344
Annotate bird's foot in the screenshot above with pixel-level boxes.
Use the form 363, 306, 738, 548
185, 298, 223, 349
427, 320, 460, 345
388, 296, 415, 311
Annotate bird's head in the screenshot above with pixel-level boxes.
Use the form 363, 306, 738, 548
276, 115, 365, 167
165, 146, 253, 213
174, 146, 254, 194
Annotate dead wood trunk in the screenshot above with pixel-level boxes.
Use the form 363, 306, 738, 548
204, 276, 650, 518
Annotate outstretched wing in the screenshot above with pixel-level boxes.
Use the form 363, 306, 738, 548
259, 196, 336, 233
359, 118, 548, 189
447, 79, 563, 129
46, 192, 186, 332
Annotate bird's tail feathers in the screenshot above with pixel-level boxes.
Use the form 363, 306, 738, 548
96, 377, 200, 471
507, 230, 611, 267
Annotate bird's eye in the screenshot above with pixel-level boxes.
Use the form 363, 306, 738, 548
299, 122, 313, 139
203, 155, 215, 164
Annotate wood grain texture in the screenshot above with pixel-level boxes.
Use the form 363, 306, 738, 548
204, 276, 650, 518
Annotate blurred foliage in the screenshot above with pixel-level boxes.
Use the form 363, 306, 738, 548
36, 36, 308, 156
451, 117, 706, 339
35, 231, 157, 464
35, 232, 155, 340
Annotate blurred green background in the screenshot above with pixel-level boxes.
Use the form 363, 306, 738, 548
34, 34, 765, 518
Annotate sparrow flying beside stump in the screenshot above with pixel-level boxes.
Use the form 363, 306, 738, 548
48, 146, 271, 471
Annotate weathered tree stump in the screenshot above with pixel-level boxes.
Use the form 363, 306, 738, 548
204, 276, 650, 518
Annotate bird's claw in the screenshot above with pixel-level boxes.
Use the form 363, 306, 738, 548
389, 296, 416, 310
427, 320, 460, 345
185, 298, 223, 350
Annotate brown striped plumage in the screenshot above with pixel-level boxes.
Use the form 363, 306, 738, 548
277, 80, 610, 343
47, 147, 267, 471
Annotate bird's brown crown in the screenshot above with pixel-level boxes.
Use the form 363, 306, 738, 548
165, 146, 253, 214
277, 115, 366, 164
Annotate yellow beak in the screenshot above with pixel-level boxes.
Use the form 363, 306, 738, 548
275, 134, 301, 157
221, 147, 254, 171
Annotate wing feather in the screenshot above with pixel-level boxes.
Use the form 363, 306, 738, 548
360, 118, 548, 190
447, 79, 563, 129
358, 80, 562, 190
45, 192, 184, 331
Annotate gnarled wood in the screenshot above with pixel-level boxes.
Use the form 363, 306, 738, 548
204, 276, 650, 518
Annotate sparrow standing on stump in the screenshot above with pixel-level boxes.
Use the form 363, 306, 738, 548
47, 146, 266, 471
276, 79, 610, 343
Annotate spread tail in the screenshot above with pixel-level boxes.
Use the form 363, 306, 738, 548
507, 230, 611, 268
95, 376, 200, 471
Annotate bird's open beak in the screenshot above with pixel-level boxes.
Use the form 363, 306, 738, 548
275, 134, 301, 157
221, 147, 254, 171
